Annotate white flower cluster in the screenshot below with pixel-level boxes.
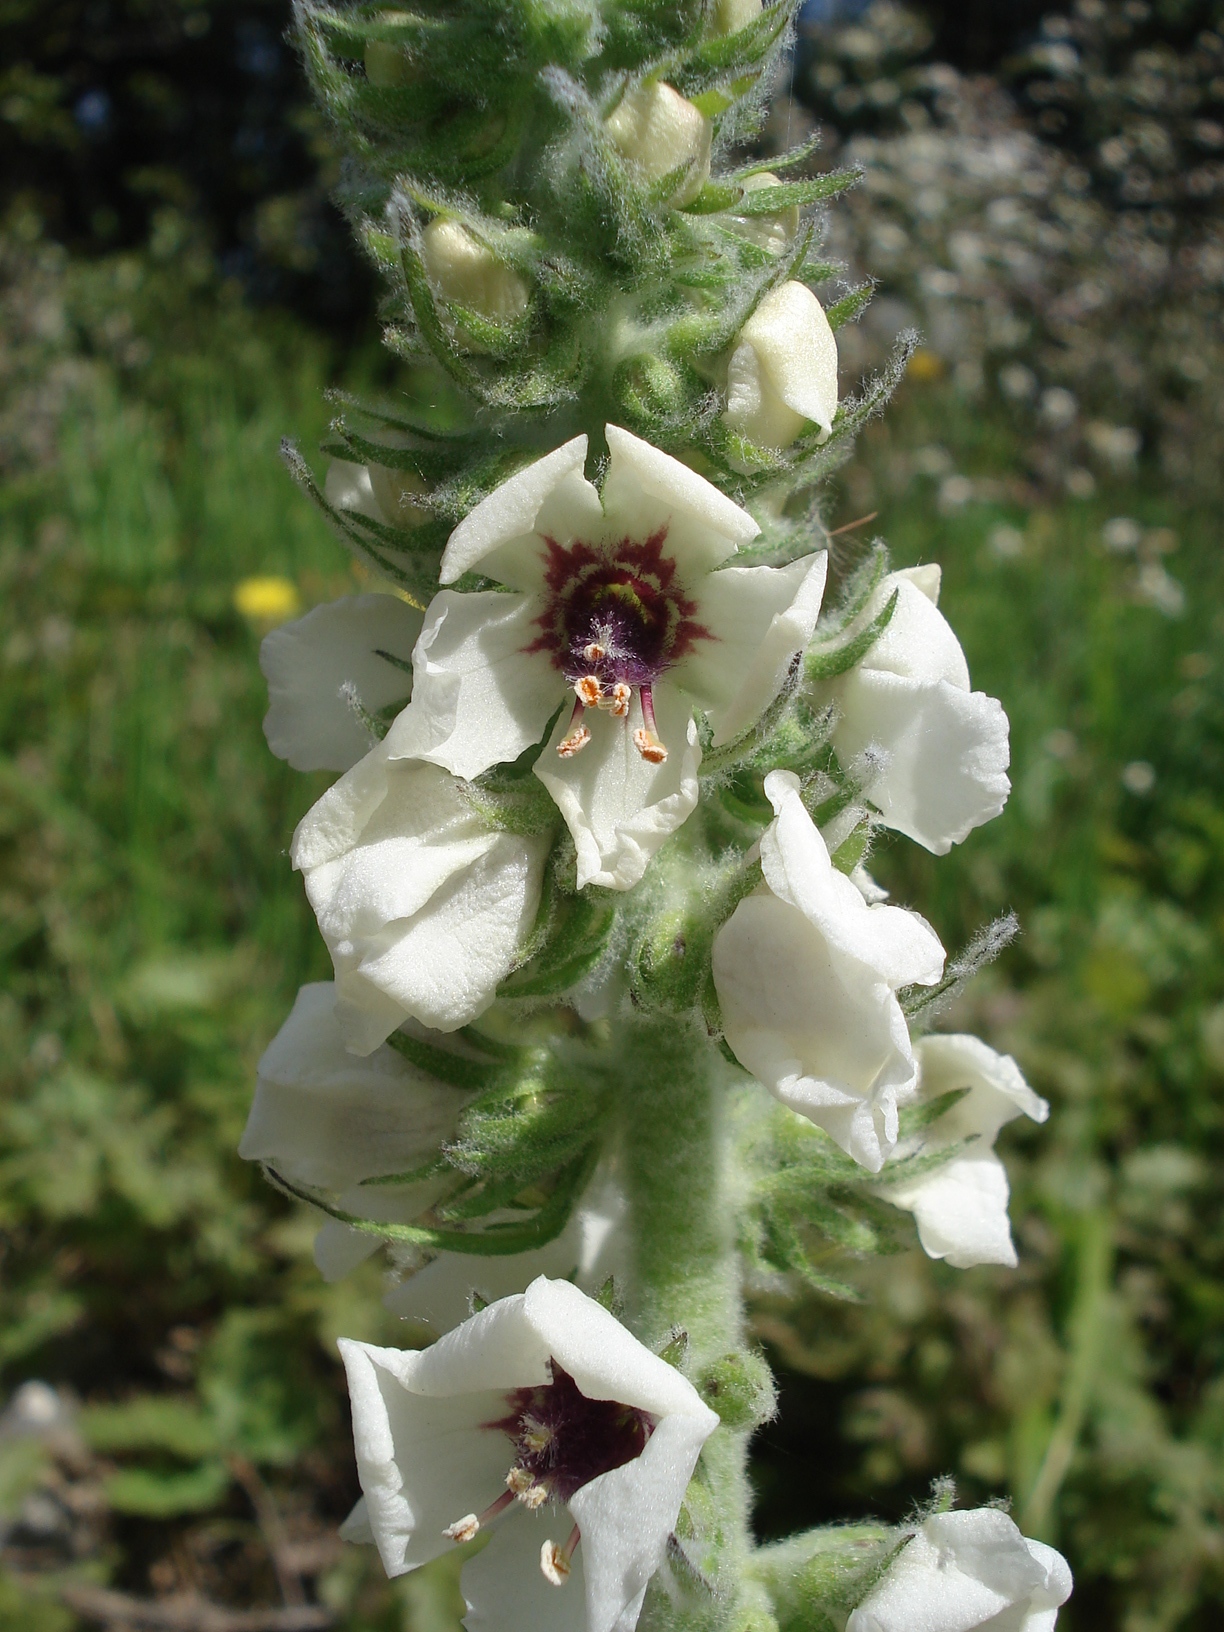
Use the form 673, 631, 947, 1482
243, 329, 1056, 1625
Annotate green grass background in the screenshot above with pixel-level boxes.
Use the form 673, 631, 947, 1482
0, 251, 1221, 1631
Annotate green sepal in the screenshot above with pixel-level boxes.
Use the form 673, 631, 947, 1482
262, 1143, 596, 1257
680, 182, 746, 215
730, 130, 825, 181
383, 1029, 505, 1091
733, 170, 860, 215
658, 1326, 690, 1369
823, 282, 874, 331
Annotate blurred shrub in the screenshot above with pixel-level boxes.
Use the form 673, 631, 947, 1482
791, 0, 1224, 499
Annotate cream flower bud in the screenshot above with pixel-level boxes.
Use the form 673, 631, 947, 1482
604, 83, 712, 207
724, 282, 839, 449
725, 172, 800, 255
420, 219, 530, 352
325, 457, 431, 530
713, 0, 762, 32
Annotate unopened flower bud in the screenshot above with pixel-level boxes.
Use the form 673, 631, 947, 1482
712, 0, 762, 33
723, 281, 839, 451
364, 40, 413, 87
325, 456, 431, 530
420, 218, 530, 352
604, 83, 712, 207
725, 172, 800, 255
368, 464, 431, 528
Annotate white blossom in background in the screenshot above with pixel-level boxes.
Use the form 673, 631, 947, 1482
292, 745, 549, 1053
604, 83, 712, 206
723, 281, 840, 451
847, 1508, 1072, 1632
813, 565, 1010, 855
238, 982, 469, 1279
340, 1277, 718, 1632
261, 593, 422, 773
384, 1170, 627, 1332
385, 426, 827, 889
879, 1034, 1049, 1269
712, 771, 944, 1171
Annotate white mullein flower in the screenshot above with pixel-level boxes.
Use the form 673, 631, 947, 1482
292, 745, 549, 1054
339, 1277, 719, 1632
879, 1034, 1049, 1269
385, 426, 827, 890
847, 1509, 1072, 1632
712, 770, 945, 1171
723, 282, 840, 451
238, 982, 470, 1279
813, 565, 1011, 854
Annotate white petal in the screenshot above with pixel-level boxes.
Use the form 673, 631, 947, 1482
384, 590, 561, 780
712, 892, 916, 1170
675, 553, 827, 744
860, 571, 970, 689
314, 1220, 382, 1281
440, 436, 590, 586
832, 672, 1011, 854
522, 1278, 718, 1424
398, 1295, 552, 1396
603, 424, 759, 566
570, 1412, 714, 1632
760, 771, 946, 989
534, 689, 701, 890
295, 753, 547, 1051
462, 1511, 588, 1632
239, 982, 466, 1189
917, 1033, 1048, 1145
291, 743, 397, 873
326, 458, 384, 523
338, 1339, 512, 1578
885, 1153, 1019, 1269
331, 830, 547, 1045
261, 594, 422, 773
340, 1496, 375, 1544
1023, 1539, 1074, 1615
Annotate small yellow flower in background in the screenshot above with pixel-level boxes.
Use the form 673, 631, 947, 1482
906, 347, 945, 382
234, 575, 301, 626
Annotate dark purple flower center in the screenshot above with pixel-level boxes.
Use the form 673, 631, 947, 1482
527, 528, 710, 690
486, 1364, 655, 1503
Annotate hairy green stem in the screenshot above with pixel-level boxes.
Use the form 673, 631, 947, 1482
618, 1017, 755, 1632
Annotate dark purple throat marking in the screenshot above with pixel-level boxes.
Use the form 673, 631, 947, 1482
524, 527, 712, 763
486, 1363, 655, 1504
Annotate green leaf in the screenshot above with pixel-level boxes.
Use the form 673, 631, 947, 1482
80, 1397, 219, 1460
102, 1460, 230, 1517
